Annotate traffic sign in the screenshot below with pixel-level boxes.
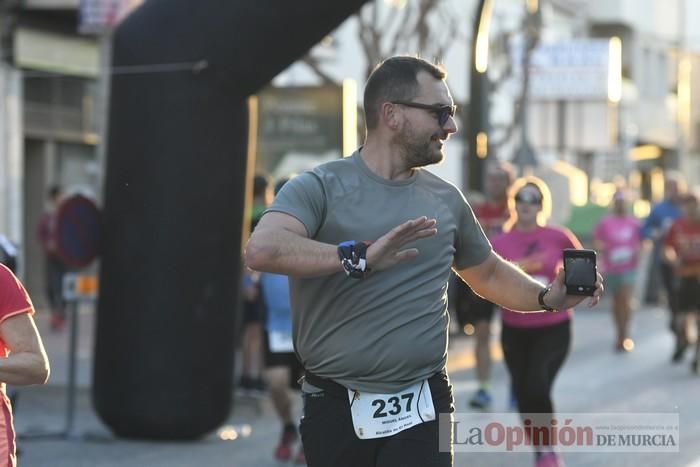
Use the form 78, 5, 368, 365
62, 273, 99, 302
55, 194, 100, 269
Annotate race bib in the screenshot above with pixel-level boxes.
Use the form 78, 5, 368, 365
610, 246, 633, 264
268, 330, 294, 353
347, 380, 435, 439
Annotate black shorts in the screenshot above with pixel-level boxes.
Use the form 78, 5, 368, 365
242, 297, 265, 324
299, 371, 454, 467
264, 332, 303, 390
677, 276, 700, 312
453, 279, 495, 326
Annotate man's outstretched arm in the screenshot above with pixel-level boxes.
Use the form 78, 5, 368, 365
245, 211, 438, 278
455, 251, 603, 312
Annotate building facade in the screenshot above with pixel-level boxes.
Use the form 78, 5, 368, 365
1, 0, 100, 302
1, 0, 699, 299
274, 0, 700, 202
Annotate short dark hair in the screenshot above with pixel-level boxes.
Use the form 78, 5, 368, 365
274, 177, 290, 196
363, 56, 447, 130
48, 185, 62, 200
253, 174, 270, 198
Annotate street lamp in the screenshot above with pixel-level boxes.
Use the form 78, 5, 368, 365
466, 0, 493, 193
512, 0, 541, 174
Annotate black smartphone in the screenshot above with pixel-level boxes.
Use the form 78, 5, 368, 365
563, 249, 597, 296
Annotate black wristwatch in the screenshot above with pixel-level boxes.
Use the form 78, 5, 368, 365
538, 285, 555, 312
337, 240, 372, 279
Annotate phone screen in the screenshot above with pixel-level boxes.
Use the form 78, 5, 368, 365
563, 249, 597, 296
564, 256, 596, 286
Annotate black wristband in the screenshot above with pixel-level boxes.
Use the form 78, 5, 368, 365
538, 285, 555, 312
337, 241, 372, 279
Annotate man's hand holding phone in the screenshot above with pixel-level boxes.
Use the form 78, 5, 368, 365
540, 249, 604, 311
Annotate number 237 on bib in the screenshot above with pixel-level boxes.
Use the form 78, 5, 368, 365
347, 380, 436, 440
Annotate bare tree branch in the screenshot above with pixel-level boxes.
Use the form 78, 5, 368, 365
300, 54, 337, 85
488, 26, 517, 93
386, 3, 415, 57
381, 3, 407, 49
433, 14, 460, 62
415, 0, 436, 53
490, 7, 542, 150
304, 0, 462, 84
358, 4, 382, 78
490, 100, 520, 148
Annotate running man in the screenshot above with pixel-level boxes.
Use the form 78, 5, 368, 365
641, 172, 685, 325
246, 56, 603, 467
239, 174, 273, 393
260, 177, 306, 464
663, 190, 700, 373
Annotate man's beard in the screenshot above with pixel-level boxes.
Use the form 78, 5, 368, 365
394, 127, 445, 169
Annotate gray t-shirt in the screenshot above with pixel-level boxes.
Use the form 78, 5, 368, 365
267, 151, 491, 393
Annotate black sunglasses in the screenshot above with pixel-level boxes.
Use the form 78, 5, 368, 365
391, 101, 456, 127
515, 192, 542, 205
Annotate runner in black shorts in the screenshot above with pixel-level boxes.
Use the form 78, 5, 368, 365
453, 279, 496, 408
664, 191, 700, 373
455, 283, 495, 325
676, 276, 700, 373
246, 56, 603, 467
239, 175, 272, 392
264, 334, 303, 389
456, 161, 513, 409
259, 177, 307, 463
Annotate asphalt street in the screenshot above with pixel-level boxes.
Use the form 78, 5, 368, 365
12, 299, 700, 467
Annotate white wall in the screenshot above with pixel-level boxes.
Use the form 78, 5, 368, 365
586, 0, 700, 52
0, 65, 24, 245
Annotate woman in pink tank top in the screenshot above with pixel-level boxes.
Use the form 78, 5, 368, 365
491, 176, 582, 467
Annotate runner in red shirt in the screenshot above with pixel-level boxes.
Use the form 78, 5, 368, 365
664, 191, 700, 373
453, 160, 514, 409
0, 264, 50, 466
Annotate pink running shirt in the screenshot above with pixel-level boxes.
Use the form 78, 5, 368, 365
592, 214, 641, 274
492, 226, 580, 328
